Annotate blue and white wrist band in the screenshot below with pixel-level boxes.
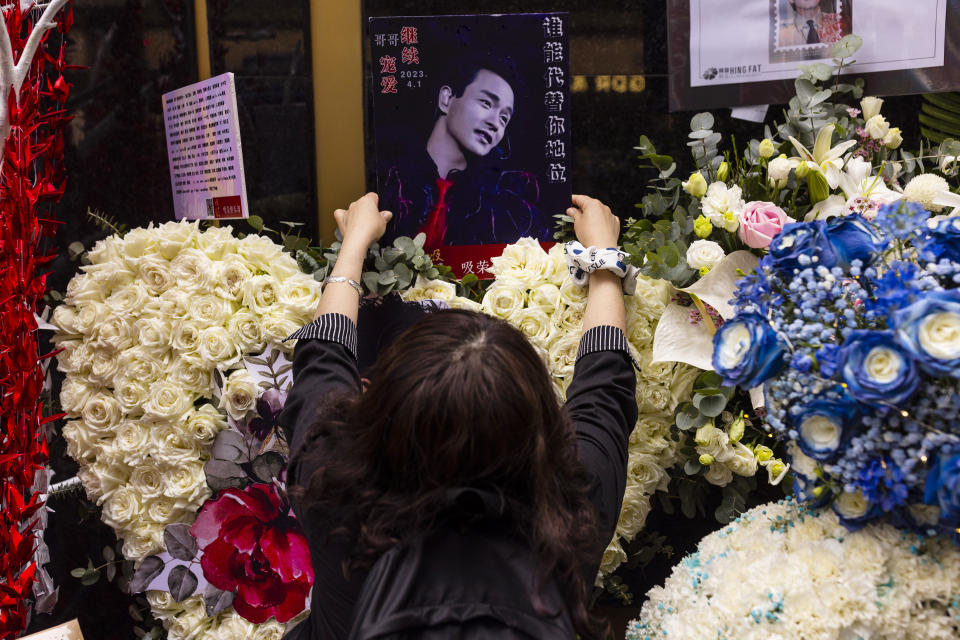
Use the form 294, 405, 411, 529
563, 241, 639, 295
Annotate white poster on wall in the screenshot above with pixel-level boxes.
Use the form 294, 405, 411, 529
689, 0, 947, 87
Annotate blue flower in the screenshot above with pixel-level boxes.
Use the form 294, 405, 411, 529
712, 313, 786, 388
868, 260, 924, 317
874, 200, 930, 242
920, 216, 960, 263
793, 399, 858, 462
816, 343, 841, 377
893, 289, 960, 376
832, 489, 880, 531
840, 330, 919, 405
767, 221, 838, 273
826, 214, 883, 267
854, 457, 909, 512
924, 452, 960, 525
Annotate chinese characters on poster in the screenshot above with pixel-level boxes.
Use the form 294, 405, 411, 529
369, 13, 572, 278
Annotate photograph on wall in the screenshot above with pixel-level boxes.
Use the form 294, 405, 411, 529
368, 13, 572, 278
770, 0, 850, 64
688, 0, 945, 88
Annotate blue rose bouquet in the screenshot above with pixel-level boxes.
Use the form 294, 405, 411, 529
714, 201, 960, 539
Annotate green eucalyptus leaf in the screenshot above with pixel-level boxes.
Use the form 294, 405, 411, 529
247, 215, 264, 232
690, 112, 714, 131
168, 565, 199, 602
362, 272, 380, 292
693, 392, 727, 418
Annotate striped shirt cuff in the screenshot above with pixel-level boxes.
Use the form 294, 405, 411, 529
284, 313, 358, 360
577, 325, 640, 371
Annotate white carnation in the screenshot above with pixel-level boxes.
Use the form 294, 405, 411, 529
701, 182, 745, 227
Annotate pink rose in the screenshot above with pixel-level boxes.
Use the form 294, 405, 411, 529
738, 201, 791, 249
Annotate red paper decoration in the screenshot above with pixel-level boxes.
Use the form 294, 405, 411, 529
0, 3, 72, 637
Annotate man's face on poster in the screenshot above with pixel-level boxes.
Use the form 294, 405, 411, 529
441, 69, 515, 158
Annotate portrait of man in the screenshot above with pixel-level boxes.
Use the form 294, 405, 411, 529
369, 14, 572, 276
776, 0, 844, 48
380, 55, 544, 249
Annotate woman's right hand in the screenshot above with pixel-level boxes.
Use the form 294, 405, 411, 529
334, 192, 393, 252
567, 194, 620, 248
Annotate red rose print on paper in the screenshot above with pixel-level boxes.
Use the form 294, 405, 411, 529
190, 483, 313, 623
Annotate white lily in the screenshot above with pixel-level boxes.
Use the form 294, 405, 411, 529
788, 124, 858, 189
804, 157, 903, 221
932, 189, 960, 218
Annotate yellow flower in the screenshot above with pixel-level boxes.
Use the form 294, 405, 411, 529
758, 138, 775, 159
683, 172, 708, 198
693, 215, 712, 238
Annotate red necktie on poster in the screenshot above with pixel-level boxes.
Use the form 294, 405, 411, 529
419, 176, 454, 250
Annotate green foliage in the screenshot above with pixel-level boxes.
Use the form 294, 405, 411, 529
920, 92, 960, 144
622, 207, 697, 287
86, 207, 128, 236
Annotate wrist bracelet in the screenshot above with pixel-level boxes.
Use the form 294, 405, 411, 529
564, 241, 639, 295
321, 276, 363, 297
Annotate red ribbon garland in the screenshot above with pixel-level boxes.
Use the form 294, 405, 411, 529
0, 4, 72, 638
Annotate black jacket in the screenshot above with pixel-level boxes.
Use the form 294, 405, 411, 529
279, 316, 638, 639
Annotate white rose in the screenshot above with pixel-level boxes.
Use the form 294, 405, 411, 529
195, 224, 240, 259
637, 383, 671, 413
669, 365, 699, 408
151, 423, 203, 466
216, 255, 254, 300
73, 301, 107, 336
86, 460, 130, 504
111, 377, 146, 416
626, 315, 653, 348
701, 182, 745, 227
81, 393, 122, 433
786, 441, 819, 479
210, 615, 256, 640
882, 127, 903, 149
514, 307, 554, 342
65, 273, 104, 305
163, 461, 209, 503
113, 421, 150, 465
480, 280, 526, 321
137, 255, 175, 295
627, 453, 669, 494
92, 314, 136, 353
242, 274, 281, 315
170, 355, 214, 394
101, 486, 142, 529
916, 309, 960, 361
278, 273, 321, 319
527, 282, 560, 311
105, 282, 150, 318
768, 156, 794, 181
129, 462, 166, 499
864, 114, 890, 141
184, 404, 227, 447
220, 369, 258, 420
487, 237, 549, 286
714, 321, 753, 372
145, 496, 191, 526
546, 331, 580, 378
447, 296, 482, 312
146, 590, 182, 621
401, 276, 457, 303
85, 235, 124, 265
694, 424, 730, 460
726, 443, 759, 477
59, 376, 98, 415
833, 489, 870, 519
197, 326, 240, 367
170, 319, 203, 354
228, 310, 265, 354
56, 340, 91, 376
632, 276, 672, 309
117, 346, 167, 384
118, 227, 157, 261
550, 302, 585, 334
703, 461, 734, 486
238, 234, 284, 272
860, 96, 883, 120
686, 239, 725, 271
187, 293, 232, 328
170, 248, 215, 292
557, 277, 587, 307
52, 304, 81, 335
121, 527, 163, 563
616, 484, 653, 540
545, 244, 569, 285
597, 537, 627, 577
261, 311, 302, 345
144, 380, 193, 420
862, 345, 903, 384
136, 317, 172, 354
61, 419, 100, 464
153, 220, 200, 260
250, 619, 286, 640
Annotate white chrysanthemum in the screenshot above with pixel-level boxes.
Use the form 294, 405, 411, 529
903, 173, 950, 212
628, 501, 960, 640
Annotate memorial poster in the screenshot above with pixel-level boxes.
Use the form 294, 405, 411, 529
369, 13, 572, 278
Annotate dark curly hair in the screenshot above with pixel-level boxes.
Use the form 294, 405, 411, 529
289, 309, 607, 637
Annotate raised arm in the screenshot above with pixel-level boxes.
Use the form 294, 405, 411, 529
567, 194, 626, 334
563, 195, 638, 554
